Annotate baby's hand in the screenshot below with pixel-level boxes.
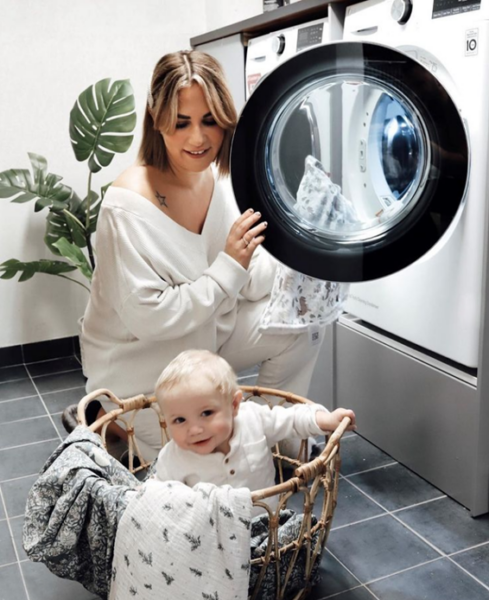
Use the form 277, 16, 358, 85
315, 408, 356, 432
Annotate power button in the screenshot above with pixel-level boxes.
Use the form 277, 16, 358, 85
391, 0, 413, 25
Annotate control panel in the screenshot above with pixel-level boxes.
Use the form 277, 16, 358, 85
433, 0, 481, 19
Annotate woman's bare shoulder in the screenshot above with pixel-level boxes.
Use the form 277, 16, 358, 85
111, 165, 152, 195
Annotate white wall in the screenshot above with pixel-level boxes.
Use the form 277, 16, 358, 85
0, 0, 208, 348
205, 0, 262, 33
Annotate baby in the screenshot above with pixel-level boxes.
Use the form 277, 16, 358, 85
154, 349, 355, 512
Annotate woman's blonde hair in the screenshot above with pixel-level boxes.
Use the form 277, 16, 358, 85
155, 349, 239, 405
139, 50, 237, 177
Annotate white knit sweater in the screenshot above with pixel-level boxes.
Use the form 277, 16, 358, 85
81, 177, 276, 401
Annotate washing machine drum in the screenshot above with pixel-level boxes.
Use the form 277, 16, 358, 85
230, 41, 469, 282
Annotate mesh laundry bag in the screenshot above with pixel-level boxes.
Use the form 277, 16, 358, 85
76, 385, 350, 600
259, 155, 359, 334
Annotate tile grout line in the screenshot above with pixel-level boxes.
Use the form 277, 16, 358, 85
341, 461, 398, 478
0, 438, 60, 454
448, 540, 489, 557
322, 584, 379, 600
445, 554, 489, 592
0, 414, 59, 427
0, 487, 31, 600
363, 556, 445, 586
27, 367, 82, 380
323, 548, 382, 600
24, 367, 74, 443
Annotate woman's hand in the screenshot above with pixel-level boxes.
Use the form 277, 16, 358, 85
225, 209, 268, 270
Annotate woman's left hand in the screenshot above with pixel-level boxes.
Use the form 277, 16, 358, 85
224, 208, 268, 270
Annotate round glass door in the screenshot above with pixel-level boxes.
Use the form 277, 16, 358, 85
231, 42, 469, 281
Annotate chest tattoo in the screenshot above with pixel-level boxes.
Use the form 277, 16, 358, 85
155, 190, 168, 208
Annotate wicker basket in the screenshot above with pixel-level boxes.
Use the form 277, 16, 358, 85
78, 386, 350, 600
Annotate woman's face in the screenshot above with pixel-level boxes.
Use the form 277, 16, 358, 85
161, 83, 225, 174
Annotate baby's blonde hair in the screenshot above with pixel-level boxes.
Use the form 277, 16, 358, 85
155, 349, 239, 406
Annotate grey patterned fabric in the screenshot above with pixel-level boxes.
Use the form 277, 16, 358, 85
23, 427, 139, 599
249, 510, 321, 600
23, 427, 322, 600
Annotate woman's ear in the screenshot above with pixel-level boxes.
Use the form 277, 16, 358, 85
232, 390, 242, 417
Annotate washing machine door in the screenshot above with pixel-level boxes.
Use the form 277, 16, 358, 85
231, 41, 469, 282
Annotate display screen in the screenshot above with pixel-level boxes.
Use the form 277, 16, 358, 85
433, 0, 481, 19
296, 23, 324, 52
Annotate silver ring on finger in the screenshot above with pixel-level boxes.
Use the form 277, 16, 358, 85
243, 236, 250, 247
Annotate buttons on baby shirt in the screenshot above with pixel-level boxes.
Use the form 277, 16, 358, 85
230, 469, 236, 475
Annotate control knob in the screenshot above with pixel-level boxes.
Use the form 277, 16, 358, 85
391, 0, 413, 24
271, 34, 286, 55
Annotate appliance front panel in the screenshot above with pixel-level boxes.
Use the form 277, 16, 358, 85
341, 0, 489, 367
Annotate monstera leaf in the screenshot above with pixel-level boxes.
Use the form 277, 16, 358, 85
0, 153, 77, 212
0, 259, 77, 282
52, 238, 93, 281
44, 190, 101, 255
70, 78, 136, 173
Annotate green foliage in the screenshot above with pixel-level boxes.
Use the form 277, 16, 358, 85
0, 78, 136, 288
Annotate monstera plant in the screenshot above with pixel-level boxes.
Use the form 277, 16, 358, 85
0, 78, 136, 291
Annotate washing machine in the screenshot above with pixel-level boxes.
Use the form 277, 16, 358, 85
340, 0, 488, 369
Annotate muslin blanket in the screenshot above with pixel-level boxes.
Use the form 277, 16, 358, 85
109, 479, 252, 600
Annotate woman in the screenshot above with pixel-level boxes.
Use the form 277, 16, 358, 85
74, 50, 323, 460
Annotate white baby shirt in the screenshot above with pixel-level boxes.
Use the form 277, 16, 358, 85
155, 401, 327, 516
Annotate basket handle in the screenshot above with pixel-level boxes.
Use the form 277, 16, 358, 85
294, 416, 351, 481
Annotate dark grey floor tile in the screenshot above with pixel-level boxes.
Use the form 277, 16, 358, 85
348, 463, 444, 511
1, 475, 37, 518
452, 542, 489, 587
396, 496, 489, 554
0, 379, 36, 402
0, 397, 46, 424
308, 549, 361, 599
0, 416, 58, 450
369, 557, 489, 599
332, 479, 386, 528
10, 516, 27, 561
328, 514, 440, 583
0, 364, 28, 384
27, 356, 82, 378
318, 586, 377, 600
0, 519, 16, 566
51, 412, 69, 439
21, 560, 98, 600
0, 563, 28, 599
339, 435, 395, 476
33, 370, 86, 394
0, 440, 59, 481
41, 386, 87, 415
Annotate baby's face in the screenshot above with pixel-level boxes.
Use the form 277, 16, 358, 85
161, 375, 238, 456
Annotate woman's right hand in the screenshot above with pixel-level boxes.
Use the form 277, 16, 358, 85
225, 209, 268, 269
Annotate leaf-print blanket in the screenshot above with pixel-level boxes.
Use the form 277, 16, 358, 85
109, 479, 252, 600
23, 427, 139, 598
